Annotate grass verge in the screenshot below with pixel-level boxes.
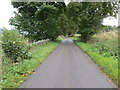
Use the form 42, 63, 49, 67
1, 41, 59, 88
76, 42, 119, 86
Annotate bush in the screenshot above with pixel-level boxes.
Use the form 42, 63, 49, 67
94, 40, 118, 59
89, 30, 119, 60
2, 29, 31, 62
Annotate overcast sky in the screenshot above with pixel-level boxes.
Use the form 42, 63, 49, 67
0, 0, 118, 29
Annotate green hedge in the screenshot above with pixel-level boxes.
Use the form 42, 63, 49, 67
2, 29, 31, 62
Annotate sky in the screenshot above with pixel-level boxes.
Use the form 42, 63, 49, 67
0, 0, 118, 29
0, 0, 17, 29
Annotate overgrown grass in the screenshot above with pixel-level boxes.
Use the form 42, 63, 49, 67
89, 30, 119, 60
1, 41, 59, 88
0, 48, 2, 56
77, 42, 119, 86
0, 34, 2, 55
75, 30, 119, 86
92, 30, 118, 42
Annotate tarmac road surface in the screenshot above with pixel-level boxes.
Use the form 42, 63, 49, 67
20, 38, 116, 88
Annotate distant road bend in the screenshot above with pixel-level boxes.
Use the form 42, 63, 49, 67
21, 38, 116, 88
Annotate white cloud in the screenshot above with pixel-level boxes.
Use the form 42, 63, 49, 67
102, 16, 118, 27
0, 0, 17, 29
64, 0, 70, 5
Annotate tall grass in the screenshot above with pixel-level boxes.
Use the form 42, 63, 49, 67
90, 30, 119, 60
77, 42, 119, 85
76, 29, 119, 86
92, 30, 118, 42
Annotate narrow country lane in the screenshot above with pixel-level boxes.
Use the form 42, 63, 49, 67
20, 38, 116, 88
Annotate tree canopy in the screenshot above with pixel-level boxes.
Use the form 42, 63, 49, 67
10, 2, 118, 42
66, 2, 118, 42
10, 2, 66, 41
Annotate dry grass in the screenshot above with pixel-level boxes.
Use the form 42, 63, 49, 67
92, 30, 118, 42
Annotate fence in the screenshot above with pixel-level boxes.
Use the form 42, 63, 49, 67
33, 39, 50, 45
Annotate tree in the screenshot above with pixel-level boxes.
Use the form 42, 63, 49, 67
10, 2, 118, 42
10, 2, 66, 41
57, 14, 69, 36
2, 29, 30, 62
66, 2, 118, 42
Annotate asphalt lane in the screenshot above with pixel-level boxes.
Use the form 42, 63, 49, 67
20, 38, 116, 88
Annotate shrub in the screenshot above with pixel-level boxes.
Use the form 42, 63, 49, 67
2, 29, 31, 62
94, 41, 118, 59
89, 30, 119, 60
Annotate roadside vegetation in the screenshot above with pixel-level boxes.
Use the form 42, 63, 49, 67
10, 2, 118, 42
75, 28, 119, 86
0, 33, 2, 89
0, 34, 2, 54
1, 29, 59, 88
90, 30, 118, 59
1, 1, 119, 88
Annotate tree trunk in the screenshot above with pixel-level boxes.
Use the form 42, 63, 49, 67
81, 35, 90, 43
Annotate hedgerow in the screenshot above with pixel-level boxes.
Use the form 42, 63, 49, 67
2, 29, 31, 63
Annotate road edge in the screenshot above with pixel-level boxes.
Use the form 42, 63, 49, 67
73, 40, 117, 88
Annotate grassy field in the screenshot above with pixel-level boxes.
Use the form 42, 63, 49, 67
1, 41, 59, 88
76, 30, 119, 86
